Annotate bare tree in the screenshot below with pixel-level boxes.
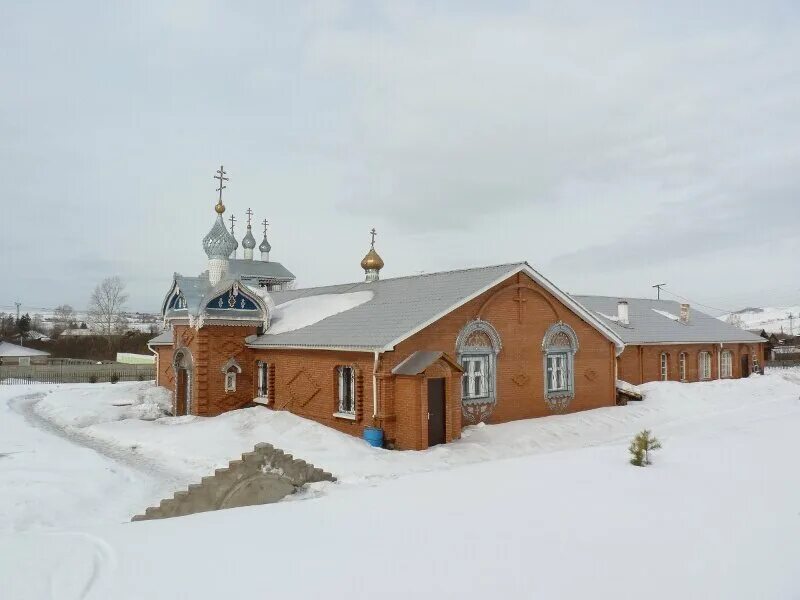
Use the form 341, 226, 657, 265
52, 304, 77, 336
88, 277, 129, 344
726, 314, 746, 329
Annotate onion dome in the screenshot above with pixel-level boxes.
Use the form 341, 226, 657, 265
259, 235, 272, 253
242, 226, 256, 250
361, 227, 384, 282
203, 209, 238, 260
360, 247, 384, 271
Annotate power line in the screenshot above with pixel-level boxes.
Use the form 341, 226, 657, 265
658, 288, 740, 315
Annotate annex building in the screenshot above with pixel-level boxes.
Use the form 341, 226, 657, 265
149, 168, 765, 450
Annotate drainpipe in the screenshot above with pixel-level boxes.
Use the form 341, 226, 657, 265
148, 344, 159, 386
372, 351, 380, 420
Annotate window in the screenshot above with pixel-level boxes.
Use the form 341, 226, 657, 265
257, 361, 269, 398
462, 355, 489, 399
225, 371, 237, 392
546, 352, 569, 392
699, 352, 712, 380
456, 320, 502, 425
660, 353, 669, 381
337, 366, 356, 416
542, 322, 579, 413
679, 352, 687, 382
720, 350, 733, 378
18, 356, 30, 367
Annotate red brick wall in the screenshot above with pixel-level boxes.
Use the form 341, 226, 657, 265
384, 271, 618, 425
154, 346, 174, 390
617, 342, 766, 385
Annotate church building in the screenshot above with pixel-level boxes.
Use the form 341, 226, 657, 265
149, 167, 765, 450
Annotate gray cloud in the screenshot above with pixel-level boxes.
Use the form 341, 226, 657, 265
1, 1, 799, 312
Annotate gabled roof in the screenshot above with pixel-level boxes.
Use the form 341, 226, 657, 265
0, 341, 50, 357
147, 330, 173, 346
228, 259, 295, 281
392, 351, 463, 375
571, 296, 766, 345
246, 262, 625, 352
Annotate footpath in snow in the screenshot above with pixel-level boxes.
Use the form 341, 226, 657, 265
0, 370, 798, 599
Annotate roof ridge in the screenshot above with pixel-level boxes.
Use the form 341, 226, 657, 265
286, 261, 528, 293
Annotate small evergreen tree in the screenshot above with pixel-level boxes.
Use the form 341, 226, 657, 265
629, 429, 662, 466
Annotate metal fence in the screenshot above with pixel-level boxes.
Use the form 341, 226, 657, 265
0, 363, 155, 385
765, 360, 800, 370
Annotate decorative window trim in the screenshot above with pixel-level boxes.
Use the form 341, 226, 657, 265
660, 352, 669, 381
456, 320, 501, 424
220, 357, 242, 374
679, 352, 687, 382
256, 360, 269, 400
225, 371, 237, 392
698, 351, 712, 380
720, 350, 733, 378
336, 365, 356, 416
542, 321, 579, 412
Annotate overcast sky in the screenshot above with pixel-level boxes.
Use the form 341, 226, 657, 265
2, 1, 799, 315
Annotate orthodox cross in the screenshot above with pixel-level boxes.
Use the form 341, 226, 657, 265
370, 227, 377, 247
262, 219, 269, 236
245, 207, 253, 226
512, 287, 527, 324
228, 214, 236, 234
214, 165, 229, 203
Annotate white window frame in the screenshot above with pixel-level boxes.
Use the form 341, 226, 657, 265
660, 353, 668, 381
225, 370, 237, 392
546, 351, 570, 393
679, 352, 687, 382
720, 350, 733, 378
699, 352, 712, 380
257, 361, 269, 398
336, 366, 356, 417
18, 356, 31, 367
461, 355, 489, 400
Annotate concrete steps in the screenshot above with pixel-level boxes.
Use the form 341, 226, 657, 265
131, 443, 335, 522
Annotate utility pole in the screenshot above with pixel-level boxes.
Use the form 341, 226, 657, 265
789, 313, 795, 336
652, 283, 667, 300
14, 301, 22, 346
14, 301, 21, 322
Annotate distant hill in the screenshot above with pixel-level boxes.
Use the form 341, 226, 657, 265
719, 306, 800, 334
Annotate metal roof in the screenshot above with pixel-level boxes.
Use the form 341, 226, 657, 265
148, 331, 173, 346
0, 341, 50, 357
571, 296, 766, 345
228, 259, 295, 281
392, 351, 463, 375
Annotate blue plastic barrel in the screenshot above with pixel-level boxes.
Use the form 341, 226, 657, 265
363, 427, 384, 448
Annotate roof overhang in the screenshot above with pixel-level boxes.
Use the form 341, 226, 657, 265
631, 340, 767, 346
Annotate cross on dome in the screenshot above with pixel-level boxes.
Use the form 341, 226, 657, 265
213, 165, 229, 214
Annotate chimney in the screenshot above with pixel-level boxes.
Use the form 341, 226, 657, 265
617, 300, 629, 325
680, 303, 690, 324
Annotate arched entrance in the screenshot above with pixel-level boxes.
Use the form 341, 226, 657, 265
173, 348, 194, 416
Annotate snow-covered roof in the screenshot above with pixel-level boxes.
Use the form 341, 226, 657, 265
572, 296, 766, 345
151, 262, 626, 352
0, 341, 50, 357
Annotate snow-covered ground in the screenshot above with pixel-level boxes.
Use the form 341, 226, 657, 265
720, 305, 800, 334
1, 371, 799, 598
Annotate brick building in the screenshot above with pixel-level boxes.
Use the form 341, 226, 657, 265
573, 296, 767, 384
149, 168, 764, 450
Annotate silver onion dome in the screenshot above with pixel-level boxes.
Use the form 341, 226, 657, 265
259, 235, 271, 253
242, 226, 256, 249
203, 215, 238, 259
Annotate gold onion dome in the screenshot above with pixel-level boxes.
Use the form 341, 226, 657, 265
361, 247, 384, 270
215, 200, 225, 214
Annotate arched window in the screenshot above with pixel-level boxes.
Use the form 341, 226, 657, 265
720, 350, 733, 378
660, 353, 669, 381
221, 358, 242, 393
698, 351, 712, 380
173, 348, 193, 416
679, 352, 687, 382
456, 320, 502, 423
542, 322, 579, 412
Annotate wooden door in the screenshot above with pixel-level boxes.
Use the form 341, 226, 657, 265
427, 378, 446, 447
176, 369, 187, 415
740, 355, 750, 378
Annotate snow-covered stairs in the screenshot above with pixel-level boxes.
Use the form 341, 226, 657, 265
131, 442, 335, 521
